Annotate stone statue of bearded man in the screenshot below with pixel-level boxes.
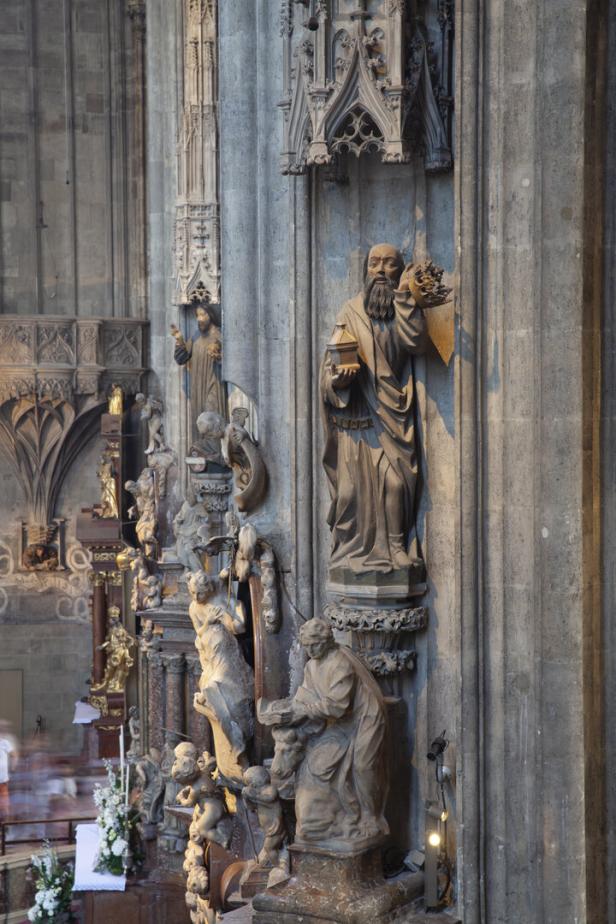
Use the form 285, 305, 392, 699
320, 243, 437, 602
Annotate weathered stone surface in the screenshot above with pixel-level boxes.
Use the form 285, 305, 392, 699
253, 843, 423, 924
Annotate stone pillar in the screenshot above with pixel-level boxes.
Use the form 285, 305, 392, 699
456, 0, 606, 921
162, 653, 185, 748
186, 654, 212, 754
91, 573, 107, 686
146, 649, 164, 752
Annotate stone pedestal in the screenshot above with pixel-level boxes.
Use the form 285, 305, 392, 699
252, 843, 423, 924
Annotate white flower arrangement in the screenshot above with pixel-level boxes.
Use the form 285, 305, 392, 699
27, 843, 74, 923
93, 760, 134, 876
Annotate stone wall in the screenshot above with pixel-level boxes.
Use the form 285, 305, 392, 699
218, 0, 456, 853
0, 0, 144, 317
0, 0, 145, 753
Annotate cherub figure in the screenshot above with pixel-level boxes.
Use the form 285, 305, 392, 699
172, 743, 217, 808
242, 765, 287, 868
129, 550, 162, 611
135, 393, 169, 455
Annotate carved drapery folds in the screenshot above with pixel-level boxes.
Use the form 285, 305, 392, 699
0, 317, 147, 568
279, 0, 454, 174
176, 0, 219, 306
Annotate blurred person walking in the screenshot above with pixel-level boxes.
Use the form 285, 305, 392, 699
0, 719, 18, 819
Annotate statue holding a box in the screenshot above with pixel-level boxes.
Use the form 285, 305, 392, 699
320, 243, 450, 600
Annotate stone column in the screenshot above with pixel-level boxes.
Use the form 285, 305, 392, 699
186, 654, 212, 754
146, 649, 164, 752
456, 0, 606, 921
91, 573, 107, 686
162, 653, 185, 748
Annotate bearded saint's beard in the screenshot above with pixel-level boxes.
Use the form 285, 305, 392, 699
363, 276, 396, 321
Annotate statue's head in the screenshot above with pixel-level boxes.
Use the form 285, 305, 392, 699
364, 243, 404, 321
299, 618, 335, 660
243, 765, 270, 789
172, 741, 199, 782
187, 569, 215, 603
196, 410, 226, 441
196, 305, 211, 333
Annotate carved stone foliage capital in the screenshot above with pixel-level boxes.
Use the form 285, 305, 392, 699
280, 0, 454, 174
323, 602, 428, 634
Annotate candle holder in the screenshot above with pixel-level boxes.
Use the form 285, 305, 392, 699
122, 844, 134, 877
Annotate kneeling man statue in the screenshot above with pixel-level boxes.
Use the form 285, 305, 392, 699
258, 617, 388, 851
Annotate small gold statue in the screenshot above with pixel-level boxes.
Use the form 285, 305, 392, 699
97, 452, 119, 519
98, 607, 136, 693
108, 384, 124, 416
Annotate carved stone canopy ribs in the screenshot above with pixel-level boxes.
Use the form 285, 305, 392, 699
279, 0, 454, 174
0, 316, 148, 562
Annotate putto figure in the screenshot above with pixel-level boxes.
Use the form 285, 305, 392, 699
320, 244, 450, 598
258, 618, 388, 851
134, 393, 169, 455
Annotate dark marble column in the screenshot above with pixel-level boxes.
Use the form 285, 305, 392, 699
146, 649, 164, 752
91, 572, 107, 685
186, 654, 212, 754
162, 653, 185, 748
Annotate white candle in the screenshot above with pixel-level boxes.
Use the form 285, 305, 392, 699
119, 726, 125, 792
125, 760, 130, 809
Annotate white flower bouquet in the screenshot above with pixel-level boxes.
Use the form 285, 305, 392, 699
93, 760, 136, 876
28, 843, 74, 923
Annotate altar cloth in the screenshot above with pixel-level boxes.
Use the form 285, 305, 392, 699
72, 823, 126, 892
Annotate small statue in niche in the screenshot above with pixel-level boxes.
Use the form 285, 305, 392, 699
159, 740, 189, 853
242, 765, 288, 871
22, 542, 58, 571
187, 570, 254, 783
125, 467, 157, 557
196, 408, 267, 512
129, 550, 162, 611
97, 451, 119, 519
139, 618, 163, 652
98, 608, 136, 693
170, 301, 226, 452
134, 747, 166, 838
108, 383, 124, 416
134, 393, 169, 455
320, 244, 451, 593
127, 705, 141, 761
258, 618, 388, 851
173, 486, 209, 572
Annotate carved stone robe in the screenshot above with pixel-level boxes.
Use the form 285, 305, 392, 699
292, 644, 388, 848
174, 326, 226, 446
320, 291, 427, 574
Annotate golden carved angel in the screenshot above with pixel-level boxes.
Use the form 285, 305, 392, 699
99, 609, 136, 693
